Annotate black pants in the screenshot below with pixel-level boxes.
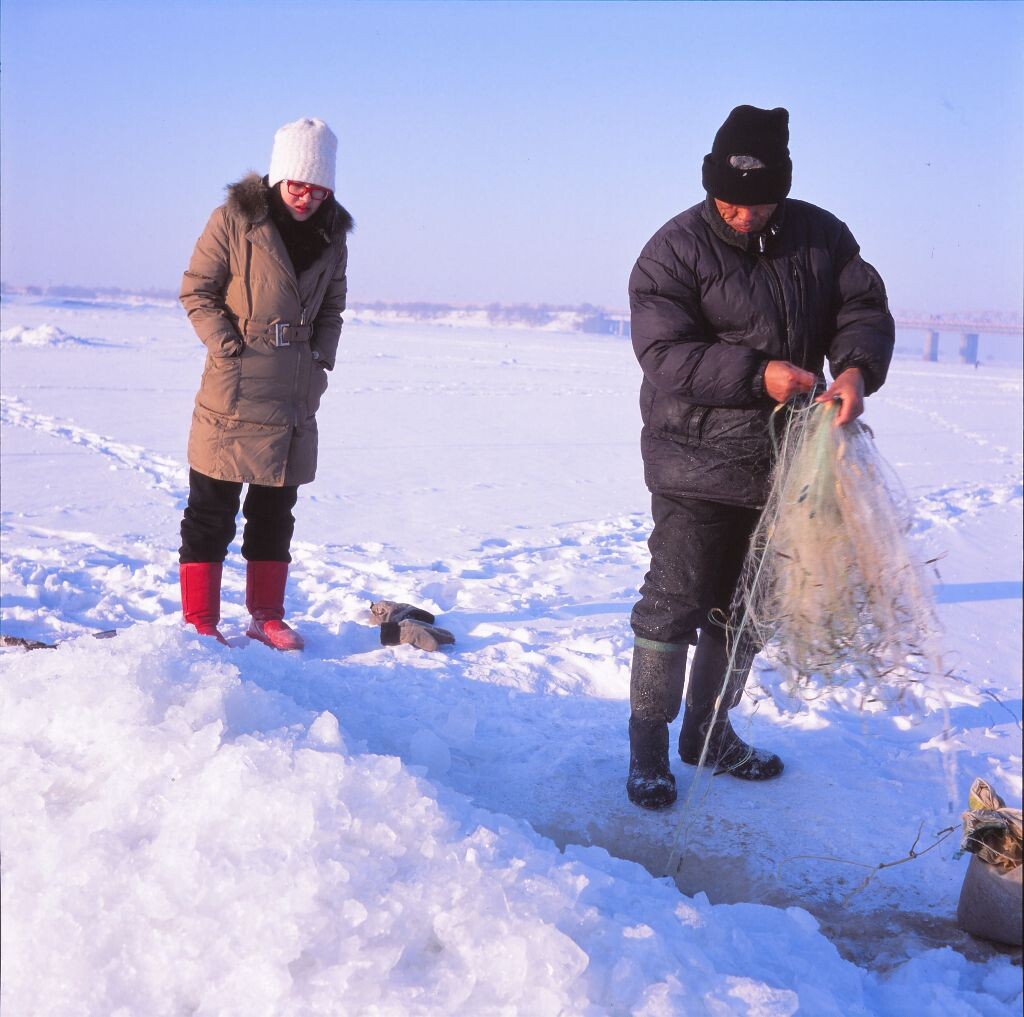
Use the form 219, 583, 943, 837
631, 493, 761, 646
630, 493, 762, 724
179, 468, 298, 564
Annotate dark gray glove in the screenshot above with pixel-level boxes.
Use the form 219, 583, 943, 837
370, 600, 436, 625
380, 619, 455, 652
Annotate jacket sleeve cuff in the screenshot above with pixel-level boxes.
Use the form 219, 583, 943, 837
751, 359, 769, 400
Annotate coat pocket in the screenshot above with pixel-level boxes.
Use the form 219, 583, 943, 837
236, 345, 297, 425
689, 405, 711, 444
307, 363, 329, 417
196, 352, 241, 416
648, 391, 709, 446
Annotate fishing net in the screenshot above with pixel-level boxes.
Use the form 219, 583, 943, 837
666, 396, 949, 880
731, 397, 942, 700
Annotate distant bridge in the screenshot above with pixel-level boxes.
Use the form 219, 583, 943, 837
893, 314, 1023, 364
585, 311, 1023, 364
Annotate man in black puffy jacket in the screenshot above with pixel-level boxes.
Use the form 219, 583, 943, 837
626, 105, 894, 809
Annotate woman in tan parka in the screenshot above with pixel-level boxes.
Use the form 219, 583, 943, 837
178, 117, 353, 649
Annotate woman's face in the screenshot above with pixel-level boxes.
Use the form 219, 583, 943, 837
279, 180, 329, 221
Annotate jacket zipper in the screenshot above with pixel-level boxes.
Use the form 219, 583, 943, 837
758, 231, 793, 364
291, 306, 309, 429
791, 265, 806, 368
243, 237, 253, 338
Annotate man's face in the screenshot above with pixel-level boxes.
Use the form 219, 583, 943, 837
714, 199, 778, 234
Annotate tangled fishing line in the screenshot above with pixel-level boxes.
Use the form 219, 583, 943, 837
733, 396, 943, 700
667, 396, 948, 877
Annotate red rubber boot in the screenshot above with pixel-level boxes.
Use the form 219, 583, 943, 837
245, 561, 305, 651
179, 563, 228, 645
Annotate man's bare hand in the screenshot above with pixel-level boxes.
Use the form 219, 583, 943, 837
815, 367, 865, 426
763, 360, 816, 403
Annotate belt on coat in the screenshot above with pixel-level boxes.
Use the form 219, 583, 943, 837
245, 323, 314, 347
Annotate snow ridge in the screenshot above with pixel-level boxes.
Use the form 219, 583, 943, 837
1, 394, 187, 497
3, 625, 1018, 1016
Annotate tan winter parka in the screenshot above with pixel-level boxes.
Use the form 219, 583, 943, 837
180, 174, 354, 487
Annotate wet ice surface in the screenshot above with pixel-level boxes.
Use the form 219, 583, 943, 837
2, 295, 1021, 1014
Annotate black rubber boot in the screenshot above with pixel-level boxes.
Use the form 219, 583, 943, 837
679, 713, 784, 779
678, 626, 783, 781
626, 641, 689, 809
627, 716, 677, 809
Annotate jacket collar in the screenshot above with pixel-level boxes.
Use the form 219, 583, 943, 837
701, 195, 785, 254
226, 173, 354, 241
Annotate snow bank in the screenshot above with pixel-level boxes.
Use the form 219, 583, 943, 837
2, 626, 1018, 1016
348, 307, 586, 332
1, 325, 90, 348
0, 323, 103, 347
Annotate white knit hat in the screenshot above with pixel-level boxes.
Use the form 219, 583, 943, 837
267, 117, 337, 192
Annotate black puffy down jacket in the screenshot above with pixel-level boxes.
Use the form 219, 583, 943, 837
630, 197, 894, 507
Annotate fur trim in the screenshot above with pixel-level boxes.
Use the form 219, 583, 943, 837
226, 173, 270, 222
225, 172, 354, 237
330, 200, 355, 238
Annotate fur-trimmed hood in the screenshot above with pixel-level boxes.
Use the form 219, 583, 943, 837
225, 172, 354, 238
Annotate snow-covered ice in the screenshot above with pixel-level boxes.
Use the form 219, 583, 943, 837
1, 293, 1021, 1015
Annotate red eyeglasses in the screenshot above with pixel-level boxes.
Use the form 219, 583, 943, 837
286, 181, 331, 201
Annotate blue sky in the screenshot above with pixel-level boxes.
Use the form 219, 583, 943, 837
2, 0, 1022, 313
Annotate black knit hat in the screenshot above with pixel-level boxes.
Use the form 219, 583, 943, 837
701, 105, 792, 205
